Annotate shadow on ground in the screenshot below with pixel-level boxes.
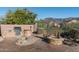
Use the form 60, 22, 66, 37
35, 36, 50, 43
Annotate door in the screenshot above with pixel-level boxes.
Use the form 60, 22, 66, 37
14, 27, 21, 36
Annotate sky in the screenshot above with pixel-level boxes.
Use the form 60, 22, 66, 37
0, 7, 79, 19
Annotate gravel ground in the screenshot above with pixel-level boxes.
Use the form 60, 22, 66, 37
0, 34, 79, 52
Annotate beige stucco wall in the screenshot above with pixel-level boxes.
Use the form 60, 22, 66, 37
0, 24, 37, 38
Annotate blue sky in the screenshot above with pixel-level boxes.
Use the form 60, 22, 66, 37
0, 7, 79, 19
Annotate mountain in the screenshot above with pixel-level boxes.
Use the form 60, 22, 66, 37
43, 17, 64, 24
42, 17, 79, 23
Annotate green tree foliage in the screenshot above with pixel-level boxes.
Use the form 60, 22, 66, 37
61, 24, 71, 32
68, 23, 79, 29
61, 23, 79, 32
3, 8, 37, 24
61, 23, 79, 40
36, 20, 45, 28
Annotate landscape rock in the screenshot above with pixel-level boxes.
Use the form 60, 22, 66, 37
16, 35, 38, 46
49, 38, 64, 45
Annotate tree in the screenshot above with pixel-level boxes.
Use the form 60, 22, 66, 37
3, 8, 37, 24
61, 23, 71, 32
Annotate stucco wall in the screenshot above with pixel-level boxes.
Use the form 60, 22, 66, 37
0, 24, 37, 38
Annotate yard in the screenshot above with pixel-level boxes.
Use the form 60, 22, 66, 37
0, 34, 79, 52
